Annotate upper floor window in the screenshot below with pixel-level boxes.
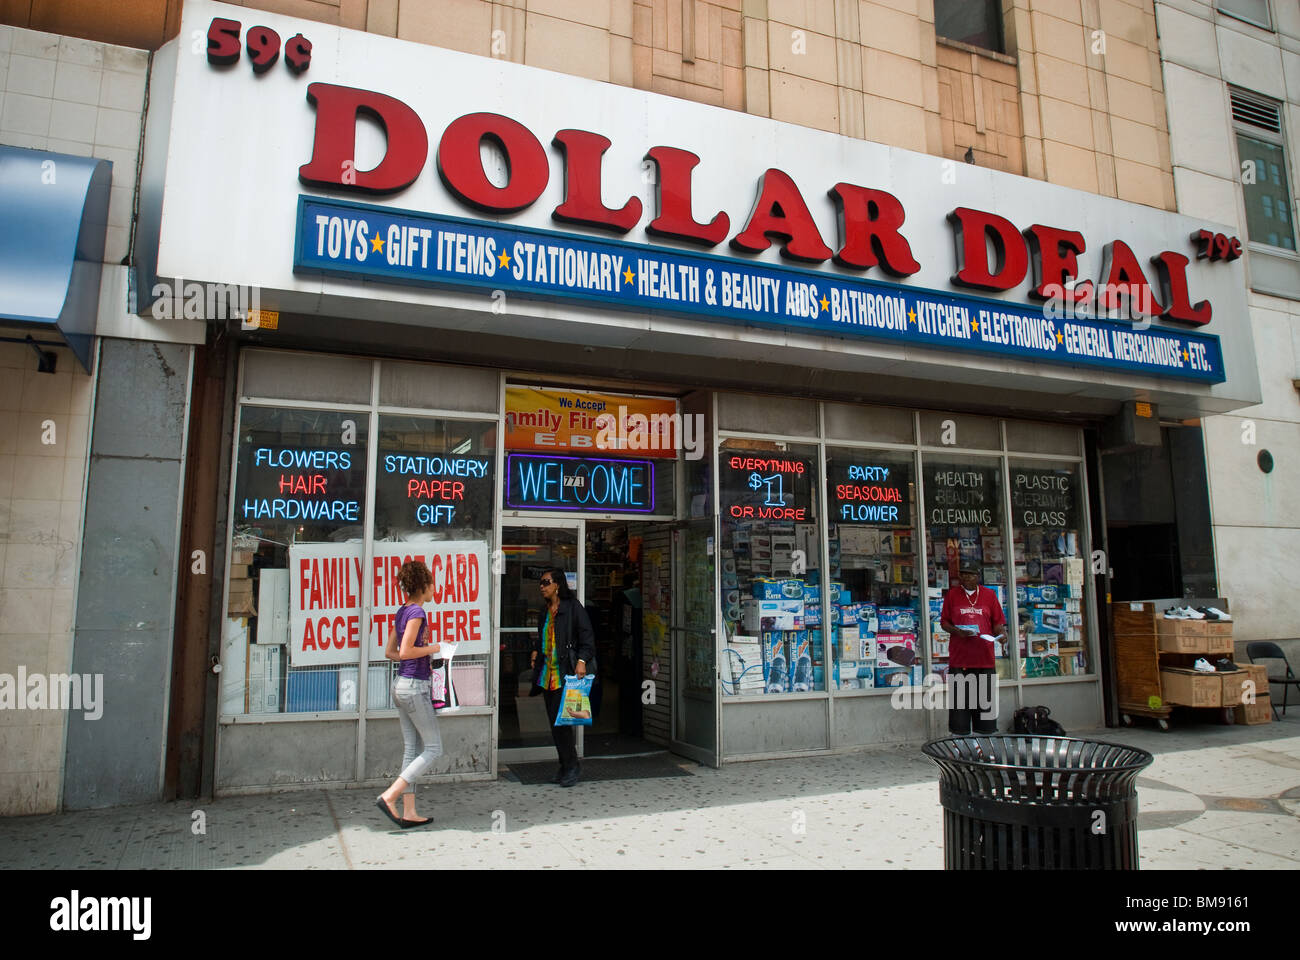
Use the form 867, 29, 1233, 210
1217, 0, 1272, 31
1232, 88, 1295, 252
935, 0, 1004, 54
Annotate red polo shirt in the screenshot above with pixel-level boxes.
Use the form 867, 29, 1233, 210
940, 585, 1007, 669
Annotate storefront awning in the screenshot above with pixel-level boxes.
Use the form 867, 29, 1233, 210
0, 146, 112, 371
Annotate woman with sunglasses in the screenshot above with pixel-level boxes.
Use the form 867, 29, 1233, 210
530, 567, 597, 787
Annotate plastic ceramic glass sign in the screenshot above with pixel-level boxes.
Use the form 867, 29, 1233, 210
287, 540, 490, 666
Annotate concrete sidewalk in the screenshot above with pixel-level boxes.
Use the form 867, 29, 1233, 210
3, 717, 1297, 869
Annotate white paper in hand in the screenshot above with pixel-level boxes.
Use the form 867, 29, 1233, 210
439, 643, 461, 713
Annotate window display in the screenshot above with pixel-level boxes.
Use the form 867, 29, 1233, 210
223, 406, 369, 715
1010, 462, 1089, 678
372, 415, 497, 707
923, 456, 1010, 679
719, 440, 824, 695
825, 449, 921, 690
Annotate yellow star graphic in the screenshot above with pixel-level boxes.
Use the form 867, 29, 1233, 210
623, 267, 635, 285
971, 319, 979, 332
1056, 331, 1063, 344
370, 234, 384, 253
1182, 350, 1189, 362
819, 295, 829, 313
908, 308, 916, 324
498, 250, 511, 269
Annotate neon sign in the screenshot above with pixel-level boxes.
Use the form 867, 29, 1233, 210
505, 454, 655, 513
720, 453, 813, 521
829, 462, 910, 524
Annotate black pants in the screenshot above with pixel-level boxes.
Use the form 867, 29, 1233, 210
543, 687, 579, 771
948, 667, 999, 735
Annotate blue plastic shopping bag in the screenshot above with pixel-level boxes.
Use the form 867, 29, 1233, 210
554, 674, 594, 726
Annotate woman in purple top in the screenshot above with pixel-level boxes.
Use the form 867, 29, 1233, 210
376, 560, 443, 828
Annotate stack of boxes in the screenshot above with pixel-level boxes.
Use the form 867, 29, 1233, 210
1236, 663, 1272, 724
228, 546, 256, 616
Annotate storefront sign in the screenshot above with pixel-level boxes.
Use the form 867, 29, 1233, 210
926, 465, 1001, 527
296, 197, 1225, 383
1010, 468, 1077, 528
238, 443, 365, 523
721, 452, 815, 522
377, 450, 493, 529
828, 462, 910, 524
288, 541, 490, 666
504, 386, 678, 458
505, 453, 655, 513
148, 2, 1262, 410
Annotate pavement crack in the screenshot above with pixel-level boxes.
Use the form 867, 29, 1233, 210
323, 790, 354, 870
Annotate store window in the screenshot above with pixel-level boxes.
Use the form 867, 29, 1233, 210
922, 455, 1011, 679
719, 439, 824, 695
372, 414, 497, 708
934, 0, 1003, 53
222, 406, 369, 716
825, 448, 921, 691
1009, 461, 1090, 678
1233, 89, 1295, 252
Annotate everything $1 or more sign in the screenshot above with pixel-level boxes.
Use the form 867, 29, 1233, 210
288, 540, 489, 666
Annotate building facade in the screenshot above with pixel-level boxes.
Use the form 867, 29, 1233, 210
0, 0, 1283, 813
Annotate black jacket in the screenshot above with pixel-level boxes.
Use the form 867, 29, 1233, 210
531, 596, 597, 691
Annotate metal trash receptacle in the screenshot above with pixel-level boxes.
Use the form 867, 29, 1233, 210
922, 735, 1153, 870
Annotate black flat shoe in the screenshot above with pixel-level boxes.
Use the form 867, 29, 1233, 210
551, 767, 564, 784
401, 816, 433, 829
376, 796, 403, 827
559, 768, 580, 788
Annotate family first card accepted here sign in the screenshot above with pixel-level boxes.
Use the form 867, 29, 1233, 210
288, 541, 489, 667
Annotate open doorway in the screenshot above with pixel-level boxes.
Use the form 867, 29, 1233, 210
583, 520, 660, 757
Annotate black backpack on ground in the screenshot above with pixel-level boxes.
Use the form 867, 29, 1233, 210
1013, 705, 1067, 736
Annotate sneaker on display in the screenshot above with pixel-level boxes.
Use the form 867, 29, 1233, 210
1163, 607, 1188, 620
1193, 658, 1215, 673
1201, 606, 1232, 621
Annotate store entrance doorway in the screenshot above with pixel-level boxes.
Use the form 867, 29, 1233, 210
496, 517, 674, 766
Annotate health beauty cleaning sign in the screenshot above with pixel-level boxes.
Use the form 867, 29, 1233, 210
927, 465, 1001, 526
289, 540, 490, 667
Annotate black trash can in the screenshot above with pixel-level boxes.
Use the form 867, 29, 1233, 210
922, 735, 1153, 870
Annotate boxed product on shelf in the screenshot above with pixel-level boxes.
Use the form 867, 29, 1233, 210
929, 660, 950, 682
838, 622, 861, 658
1025, 583, 1062, 603
876, 664, 922, 687
931, 632, 949, 658
1042, 561, 1064, 584
842, 602, 878, 632
1026, 634, 1060, 658
1160, 667, 1221, 707
761, 632, 790, 693
752, 578, 804, 599
982, 565, 1004, 584
788, 631, 814, 691
876, 633, 916, 666
802, 583, 820, 605
878, 607, 917, 633
893, 563, 915, 583
741, 598, 804, 632
893, 532, 914, 555
804, 603, 821, 626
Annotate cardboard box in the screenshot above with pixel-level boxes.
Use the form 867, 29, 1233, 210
1219, 670, 1248, 708
876, 633, 916, 667
1233, 694, 1272, 725
741, 598, 804, 632
230, 548, 255, 566
878, 607, 916, 632
1204, 620, 1233, 637
1160, 667, 1220, 707
1242, 663, 1270, 697
1205, 633, 1234, 655
1156, 616, 1208, 638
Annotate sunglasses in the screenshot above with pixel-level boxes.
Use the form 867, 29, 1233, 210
539, 578, 555, 587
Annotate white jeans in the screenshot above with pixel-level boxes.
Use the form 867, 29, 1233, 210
392, 677, 444, 794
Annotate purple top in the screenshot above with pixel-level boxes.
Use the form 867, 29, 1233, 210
394, 603, 431, 680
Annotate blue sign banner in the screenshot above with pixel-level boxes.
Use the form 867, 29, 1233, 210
505, 453, 655, 513
294, 195, 1226, 383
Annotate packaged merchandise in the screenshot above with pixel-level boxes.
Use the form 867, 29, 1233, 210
876, 632, 917, 666
875, 663, 921, 687
802, 583, 820, 605
788, 631, 814, 691
838, 622, 861, 658
804, 602, 821, 626
741, 598, 804, 632
761, 632, 790, 693
878, 607, 916, 633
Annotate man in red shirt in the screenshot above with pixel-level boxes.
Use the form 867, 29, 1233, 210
939, 561, 1008, 735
